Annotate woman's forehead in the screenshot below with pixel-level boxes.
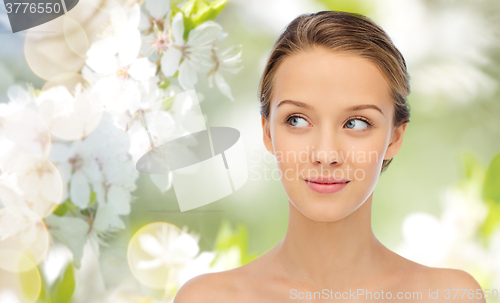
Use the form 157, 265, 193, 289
271, 48, 393, 113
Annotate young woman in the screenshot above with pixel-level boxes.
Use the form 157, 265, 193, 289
174, 11, 485, 302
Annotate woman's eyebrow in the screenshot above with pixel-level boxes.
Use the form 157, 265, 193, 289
345, 104, 385, 117
276, 100, 384, 117
277, 100, 314, 110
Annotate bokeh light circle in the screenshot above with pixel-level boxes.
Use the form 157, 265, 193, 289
0, 158, 64, 219
127, 222, 191, 289
24, 16, 86, 80
0, 253, 41, 303
0, 206, 50, 271
63, 16, 89, 58
37, 84, 103, 141
41, 72, 88, 95
0, 106, 52, 160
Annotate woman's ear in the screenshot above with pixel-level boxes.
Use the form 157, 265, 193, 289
384, 123, 407, 160
261, 116, 275, 155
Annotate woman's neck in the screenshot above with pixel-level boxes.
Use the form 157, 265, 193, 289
274, 192, 389, 289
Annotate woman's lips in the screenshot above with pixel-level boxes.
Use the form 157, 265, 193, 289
304, 179, 350, 194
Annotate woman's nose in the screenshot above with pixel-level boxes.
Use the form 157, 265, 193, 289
310, 131, 342, 165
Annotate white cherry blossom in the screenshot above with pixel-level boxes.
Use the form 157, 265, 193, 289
36, 84, 103, 140
160, 12, 222, 90
85, 4, 158, 122
207, 44, 243, 101
49, 113, 138, 233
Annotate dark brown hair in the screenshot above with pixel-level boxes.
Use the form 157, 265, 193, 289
258, 10, 411, 173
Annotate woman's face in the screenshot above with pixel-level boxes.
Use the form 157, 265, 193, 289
261, 46, 407, 222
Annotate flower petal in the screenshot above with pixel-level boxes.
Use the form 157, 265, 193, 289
85, 53, 118, 75
138, 11, 150, 32
146, 0, 171, 20
169, 232, 199, 259
44, 215, 89, 268
160, 47, 182, 77
86, 37, 120, 59
171, 12, 184, 45
188, 21, 221, 47
129, 58, 157, 81
107, 185, 131, 215
214, 72, 234, 101
82, 158, 101, 182
70, 170, 90, 208
150, 172, 172, 193
49, 143, 71, 162
136, 258, 164, 270
138, 234, 164, 257
93, 203, 126, 232
118, 29, 141, 66
127, 4, 141, 31
178, 59, 197, 90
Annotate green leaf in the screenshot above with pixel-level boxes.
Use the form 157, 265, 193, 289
192, 0, 228, 27
213, 219, 234, 251
33, 262, 55, 303
159, 79, 171, 89
19, 262, 43, 303
193, 0, 210, 16
181, 0, 196, 16
478, 153, 500, 240
80, 208, 91, 217
461, 152, 485, 181
50, 263, 75, 303
52, 198, 81, 217
37, 285, 48, 303
170, 0, 185, 5
483, 154, 500, 205
53, 202, 68, 217
183, 18, 195, 41
211, 219, 258, 266
480, 202, 500, 239
314, 0, 372, 16
161, 96, 175, 111
170, 5, 183, 17
181, 0, 229, 39
89, 190, 96, 205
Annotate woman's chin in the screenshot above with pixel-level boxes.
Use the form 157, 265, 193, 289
293, 201, 358, 222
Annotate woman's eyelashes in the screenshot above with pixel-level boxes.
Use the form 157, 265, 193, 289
344, 116, 375, 131
284, 114, 375, 131
284, 114, 310, 127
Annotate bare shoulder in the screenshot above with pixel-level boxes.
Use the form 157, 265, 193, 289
425, 267, 486, 302
426, 267, 482, 287
173, 250, 276, 303
173, 270, 241, 303
401, 263, 482, 287
401, 265, 486, 303
384, 251, 485, 302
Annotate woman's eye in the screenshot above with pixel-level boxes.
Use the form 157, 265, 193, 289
345, 119, 368, 130
288, 116, 309, 127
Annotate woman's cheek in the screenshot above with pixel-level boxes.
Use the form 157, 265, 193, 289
348, 136, 383, 163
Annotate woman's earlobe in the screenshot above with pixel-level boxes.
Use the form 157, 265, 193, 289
384, 123, 407, 160
261, 117, 275, 155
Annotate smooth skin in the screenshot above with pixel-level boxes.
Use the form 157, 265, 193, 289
174, 46, 485, 302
